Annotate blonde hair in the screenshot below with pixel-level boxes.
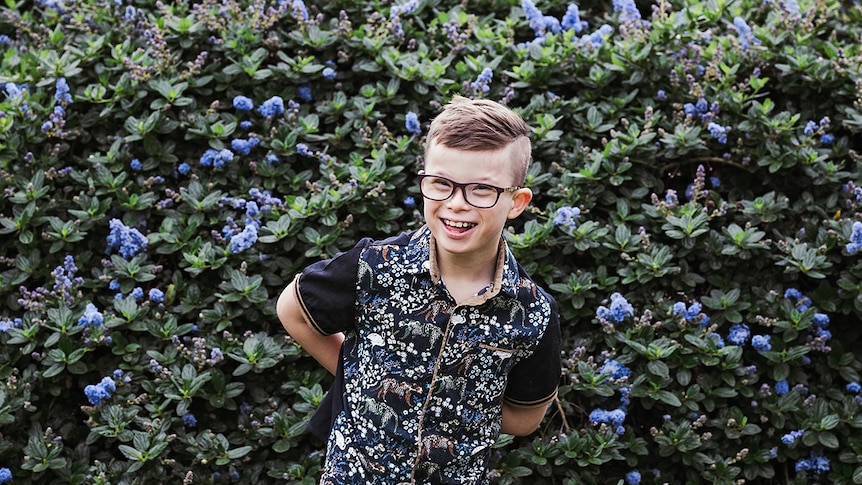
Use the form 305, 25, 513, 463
424, 96, 531, 185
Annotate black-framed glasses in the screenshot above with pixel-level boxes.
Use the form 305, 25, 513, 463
417, 171, 520, 209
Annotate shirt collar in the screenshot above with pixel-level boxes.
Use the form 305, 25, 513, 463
409, 225, 520, 302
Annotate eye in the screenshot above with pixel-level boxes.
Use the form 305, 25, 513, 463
430, 177, 453, 188
470, 184, 496, 195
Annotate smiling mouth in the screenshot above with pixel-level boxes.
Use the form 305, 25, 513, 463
442, 219, 477, 231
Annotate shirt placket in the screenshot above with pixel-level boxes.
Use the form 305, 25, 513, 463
409, 299, 466, 483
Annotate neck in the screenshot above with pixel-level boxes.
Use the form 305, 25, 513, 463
433, 238, 501, 301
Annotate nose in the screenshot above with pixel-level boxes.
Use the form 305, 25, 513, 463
445, 186, 471, 210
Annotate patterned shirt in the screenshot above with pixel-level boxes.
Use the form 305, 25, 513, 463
294, 226, 561, 484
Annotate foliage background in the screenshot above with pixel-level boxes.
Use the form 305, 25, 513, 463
2, 0, 862, 483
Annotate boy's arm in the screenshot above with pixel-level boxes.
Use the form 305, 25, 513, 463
501, 400, 550, 436
276, 279, 344, 375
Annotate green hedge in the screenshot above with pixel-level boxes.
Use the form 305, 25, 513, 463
2, 0, 862, 483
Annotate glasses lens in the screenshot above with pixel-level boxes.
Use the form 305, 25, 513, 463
420, 176, 454, 200
464, 184, 499, 208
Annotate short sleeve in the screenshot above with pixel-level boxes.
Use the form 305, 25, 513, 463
294, 237, 373, 336
503, 297, 562, 407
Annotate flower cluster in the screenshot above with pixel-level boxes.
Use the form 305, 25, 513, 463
751, 334, 771, 352
470, 67, 493, 96
561, 4, 588, 33
671, 300, 710, 326
732, 17, 757, 50
84, 375, 116, 405
795, 452, 830, 475
596, 292, 635, 325
389, 0, 418, 19
599, 359, 631, 382
77, 303, 104, 327
106, 219, 148, 258
803, 117, 835, 145
845, 221, 862, 254
0, 468, 10, 483
200, 148, 235, 168
781, 429, 804, 445
589, 406, 627, 435
405, 111, 421, 135
257, 95, 285, 117
612, 0, 641, 22
0, 317, 23, 333
231, 136, 260, 155
553, 205, 580, 234
727, 323, 750, 345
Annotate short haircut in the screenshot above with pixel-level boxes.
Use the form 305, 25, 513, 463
424, 95, 532, 186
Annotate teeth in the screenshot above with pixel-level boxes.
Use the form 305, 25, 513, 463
444, 219, 475, 229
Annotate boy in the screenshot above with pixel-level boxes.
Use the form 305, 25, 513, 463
276, 95, 561, 484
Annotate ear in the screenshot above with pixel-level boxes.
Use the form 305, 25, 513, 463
507, 188, 533, 219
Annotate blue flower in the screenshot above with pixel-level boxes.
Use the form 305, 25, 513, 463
0, 318, 22, 333
322, 67, 336, 80
55, 77, 72, 104
240, 120, 253, 130
707, 122, 729, 144
390, 0, 418, 18
847, 221, 862, 254
589, 407, 627, 434
470, 67, 493, 95
106, 219, 148, 258
804, 120, 817, 136
561, 4, 588, 32
149, 288, 164, 303
77, 303, 103, 327
599, 359, 631, 380
775, 380, 789, 395
296, 143, 310, 156
213, 149, 234, 168
612, 0, 641, 21
796, 452, 830, 474
0, 35, 10, 44
597, 292, 634, 323
296, 85, 313, 103
230, 224, 258, 254
178, 162, 191, 174
752, 334, 771, 352
84, 376, 116, 405
405, 111, 421, 135
403, 196, 416, 208
0, 467, 11, 482
257, 95, 285, 117
233, 95, 254, 111
820, 133, 835, 145
123, 5, 136, 21
781, 429, 804, 445
733, 17, 756, 50
280, 0, 308, 20
132, 287, 144, 300
553, 206, 580, 230
728, 323, 750, 345
656, 89, 667, 100
625, 470, 641, 485
231, 137, 260, 156
580, 24, 613, 47
130, 158, 142, 171
847, 382, 861, 393
683, 103, 696, 116
182, 412, 197, 428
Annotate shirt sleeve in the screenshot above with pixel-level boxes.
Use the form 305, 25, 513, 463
503, 295, 562, 407
294, 237, 373, 336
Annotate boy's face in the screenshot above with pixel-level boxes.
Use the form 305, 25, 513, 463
422, 141, 532, 265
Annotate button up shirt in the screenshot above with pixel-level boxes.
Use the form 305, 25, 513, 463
294, 226, 561, 484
